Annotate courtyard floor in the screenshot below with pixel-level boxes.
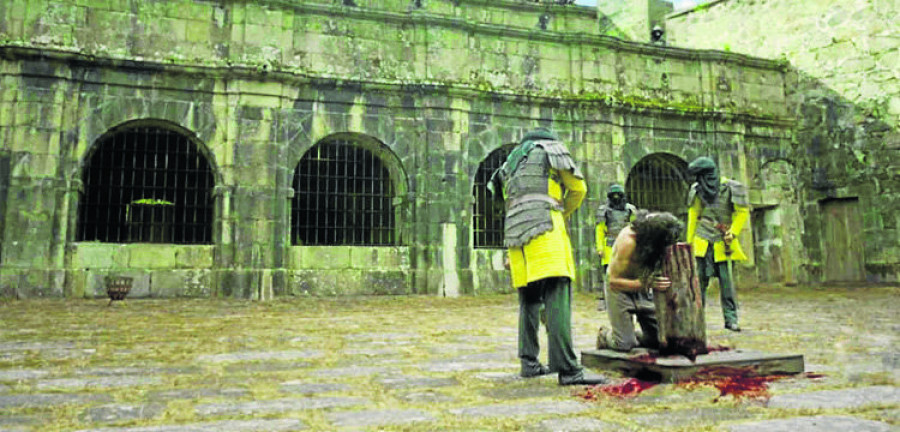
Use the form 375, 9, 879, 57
0, 284, 897, 431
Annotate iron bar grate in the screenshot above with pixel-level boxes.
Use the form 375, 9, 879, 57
292, 138, 395, 246
473, 146, 513, 249
77, 126, 214, 244
625, 153, 690, 220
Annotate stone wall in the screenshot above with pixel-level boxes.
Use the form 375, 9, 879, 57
666, 0, 900, 282
0, 0, 791, 298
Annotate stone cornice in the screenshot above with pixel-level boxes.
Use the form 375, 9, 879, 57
249, 0, 785, 71
0, 45, 795, 128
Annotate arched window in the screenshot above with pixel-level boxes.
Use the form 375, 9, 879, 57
473, 145, 513, 248
625, 153, 690, 219
292, 137, 397, 246
77, 124, 215, 244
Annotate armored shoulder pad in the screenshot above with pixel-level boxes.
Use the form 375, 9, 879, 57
533, 140, 583, 179
626, 203, 638, 215
686, 183, 700, 206
596, 204, 608, 220
725, 179, 748, 206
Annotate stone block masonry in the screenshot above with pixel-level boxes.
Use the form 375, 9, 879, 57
0, 0, 800, 297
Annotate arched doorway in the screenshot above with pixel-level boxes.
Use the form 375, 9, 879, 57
625, 153, 690, 219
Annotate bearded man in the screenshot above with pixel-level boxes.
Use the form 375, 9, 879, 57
685, 157, 749, 332
596, 211, 683, 352
489, 127, 607, 386
595, 184, 637, 309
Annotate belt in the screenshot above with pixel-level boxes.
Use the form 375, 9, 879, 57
506, 193, 563, 211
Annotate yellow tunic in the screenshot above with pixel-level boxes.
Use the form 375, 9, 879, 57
508, 169, 586, 289
686, 177, 750, 262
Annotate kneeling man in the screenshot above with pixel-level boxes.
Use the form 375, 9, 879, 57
597, 211, 683, 352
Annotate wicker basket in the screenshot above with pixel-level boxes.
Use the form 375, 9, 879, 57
105, 276, 133, 303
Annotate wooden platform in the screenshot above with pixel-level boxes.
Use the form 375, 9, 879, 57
581, 348, 804, 382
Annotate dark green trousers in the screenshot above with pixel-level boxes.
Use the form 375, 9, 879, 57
696, 250, 739, 326
518, 277, 581, 375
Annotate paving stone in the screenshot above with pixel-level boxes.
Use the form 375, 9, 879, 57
195, 397, 369, 416
378, 376, 459, 389
767, 386, 900, 409
40, 348, 97, 359
34, 375, 163, 390
310, 366, 394, 377
0, 415, 35, 429
344, 333, 418, 341
196, 350, 322, 363
447, 351, 516, 362
397, 390, 457, 404
419, 361, 511, 373
81, 403, 166, 423
342, 347, 398, 356
279, 381, 353, 394
0, 384, 8, 393
728, 415, 894, 432
0, 393, 112, 409
526, 418, 620, 432
0, 369, 51, 381
633, 406, 758, 428
72, 418, 306, 432
448, 401, 590, 418
147, 388, 249, 401
74, 366, 200, 376
0, 341, 76, 351
224, 361, 310, 373
481, 385, 570, 400
326, 409, 436, 428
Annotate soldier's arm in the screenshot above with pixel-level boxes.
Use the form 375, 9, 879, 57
607, 233, 643, 293
686, 198, 700, 243
730, 204, 749, 236
595, 221, 606, 256
559, 169, 586, 219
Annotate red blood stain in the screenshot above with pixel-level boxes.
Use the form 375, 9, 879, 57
679, 366, 787, 402
705, 345, 732, 353
576, 367, 823, 403
575, 378, 658, 400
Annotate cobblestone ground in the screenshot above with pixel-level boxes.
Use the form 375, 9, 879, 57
0, 284, 897, 431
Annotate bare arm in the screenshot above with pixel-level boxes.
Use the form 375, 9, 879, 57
607, 229, 671, 293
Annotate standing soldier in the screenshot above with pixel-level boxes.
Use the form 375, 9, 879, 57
685, 157, 749, 332
595, 184, 637, 310
489, 127, 607, 386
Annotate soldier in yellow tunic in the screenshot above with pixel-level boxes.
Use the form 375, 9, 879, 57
489, 128, 607, 386
685, 157, 749, 332
595, 184, 637, 310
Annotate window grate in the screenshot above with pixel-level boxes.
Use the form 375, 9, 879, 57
77, 126, 214, 244
291, 138, 395, 246
625, 153, 690, 220
473, 146, 513, 248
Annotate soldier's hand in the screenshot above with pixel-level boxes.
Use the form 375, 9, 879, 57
723, 230, 735, 245
653, 276, 671, 292
597, 250, 603, 259
504, 255, 510, 270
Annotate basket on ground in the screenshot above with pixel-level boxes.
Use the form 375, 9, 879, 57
105, 276, 133, 302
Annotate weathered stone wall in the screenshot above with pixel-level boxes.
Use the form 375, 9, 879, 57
0, 0, 791, 297
666, 0, 900, 282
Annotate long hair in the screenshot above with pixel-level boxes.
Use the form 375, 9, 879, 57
631, 210, 683, 272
